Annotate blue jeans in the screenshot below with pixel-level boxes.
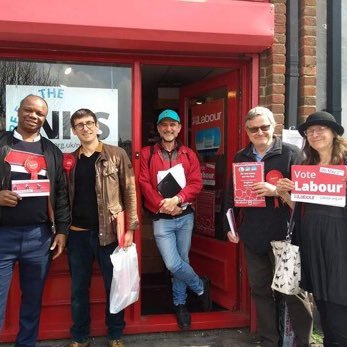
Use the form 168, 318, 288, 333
0, 223, 52, 347
153, 213, 203, 306
67, 229, 125, 342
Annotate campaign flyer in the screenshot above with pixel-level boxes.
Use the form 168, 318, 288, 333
12, 179, 50, 197
291, 165, 346, 207
232, 162, 266, 207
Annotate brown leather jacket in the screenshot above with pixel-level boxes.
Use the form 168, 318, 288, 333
68, 142, 139, 245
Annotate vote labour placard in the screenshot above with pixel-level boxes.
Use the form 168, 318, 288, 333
291, 165, 346, 207
232, 162, 266, 207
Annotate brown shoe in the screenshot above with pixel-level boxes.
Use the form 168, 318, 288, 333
108, 340, 125, 347
68, 342, 90, 347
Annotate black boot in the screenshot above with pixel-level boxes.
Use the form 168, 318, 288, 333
198, 276, 212, 311
174, 304, 191, 330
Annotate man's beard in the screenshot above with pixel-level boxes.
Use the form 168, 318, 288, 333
162, 135, 176, 143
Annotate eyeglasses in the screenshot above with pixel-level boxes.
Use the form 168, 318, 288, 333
304, 126, 328, 137
247, 124, 271, 133
74, 121, 95, 131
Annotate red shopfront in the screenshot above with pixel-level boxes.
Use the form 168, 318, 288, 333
0, 0, 274, 341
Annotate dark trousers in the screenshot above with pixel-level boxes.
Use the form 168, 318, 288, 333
245, 246, 313, 347
315, 300, 347, 347
0, 224, 52, 347
67, 229, 125, 342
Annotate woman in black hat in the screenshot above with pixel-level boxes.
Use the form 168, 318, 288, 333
278, 111, 347, 347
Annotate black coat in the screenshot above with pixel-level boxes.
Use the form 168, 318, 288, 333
0, 130, 70, 234
228, 136, 301, 253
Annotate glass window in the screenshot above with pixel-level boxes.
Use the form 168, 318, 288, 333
187, 89, 229, 241
0, 61, 132, 155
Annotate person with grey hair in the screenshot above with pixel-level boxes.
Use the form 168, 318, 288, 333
226, 106, 313, 347
244, 106, 277, 126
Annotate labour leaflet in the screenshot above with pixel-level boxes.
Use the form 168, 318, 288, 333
291, 165, 346, 207
232, 162, 266, 207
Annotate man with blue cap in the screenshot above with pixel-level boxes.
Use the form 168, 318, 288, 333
139, 109, 211, 330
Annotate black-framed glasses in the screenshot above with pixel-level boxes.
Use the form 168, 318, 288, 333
303, 126, 328, 137
74, 121, 95, 131
247, 124, 271, 133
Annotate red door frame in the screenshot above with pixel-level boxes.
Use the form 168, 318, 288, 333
132, 58, 254, 333
0, 50, 256, 340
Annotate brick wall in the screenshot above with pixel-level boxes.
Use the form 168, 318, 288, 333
259, 0, 317, 129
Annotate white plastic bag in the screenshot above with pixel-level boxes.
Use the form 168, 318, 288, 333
109, 243, 140, 314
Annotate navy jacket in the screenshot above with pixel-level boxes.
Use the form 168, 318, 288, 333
228, 136, 300, 253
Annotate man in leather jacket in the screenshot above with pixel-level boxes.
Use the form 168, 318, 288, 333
65, 108, 138, 347
0, 94, 70, 347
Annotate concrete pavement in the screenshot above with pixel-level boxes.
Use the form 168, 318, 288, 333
0, 328, 323, 347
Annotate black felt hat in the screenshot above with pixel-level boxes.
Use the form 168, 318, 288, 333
298, 111, 344, 137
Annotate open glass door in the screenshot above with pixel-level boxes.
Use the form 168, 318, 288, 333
139, 64, 250, 331
180, 71, 241, 311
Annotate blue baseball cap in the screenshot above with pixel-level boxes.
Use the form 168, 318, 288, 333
157, 109, 181, 124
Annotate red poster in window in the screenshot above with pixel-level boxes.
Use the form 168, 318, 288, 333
191, 99, 224, 155
200, 162, 216, 186
195, 189, 215, 237
291, 165, 346, 207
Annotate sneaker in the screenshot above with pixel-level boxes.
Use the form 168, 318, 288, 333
68, 342, 90, 347
174, 304, 191, 330
108, 340, 125, 347
198, 276, 212, 311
